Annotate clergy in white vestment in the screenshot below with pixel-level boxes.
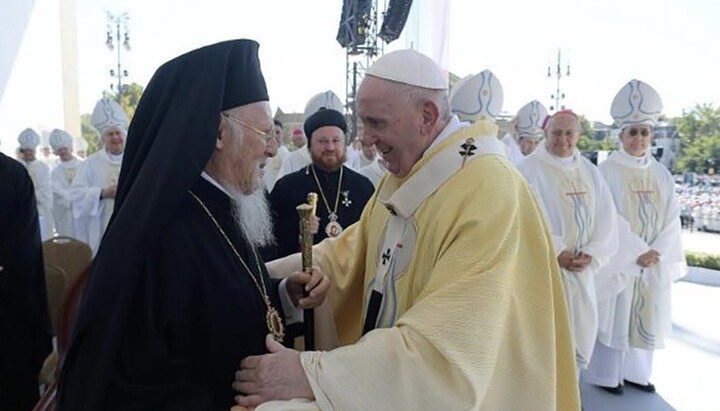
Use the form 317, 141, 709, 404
515, 100, 548, 156
233, 49, 580, 411
38, 133, 59, 168
584, 80, 687, 394
346, 138, 377, 170
70, 99, 127, 254
74, 137, 89, 159
49, 129, 81, 238
357, 158, 388, 188
263, 119, 290, 192
517, 110, 619, 372
17, 128, 54, 239
274, 128, 311, 183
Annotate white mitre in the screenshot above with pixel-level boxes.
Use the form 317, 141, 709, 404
611, 79, 663, 129
49, 129, 74, 150
449, 69, 503, 123
92, 98, 128, 136
18, 128, 41, 149
515, 100, 548, 139
365, 49, 447, 90
303, 91, 344, 121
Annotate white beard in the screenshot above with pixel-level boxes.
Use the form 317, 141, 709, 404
227, 187, 275, 248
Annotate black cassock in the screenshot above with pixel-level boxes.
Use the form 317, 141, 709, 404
73, 177, 285, 410
0, 153, 52, 411
268, 164, 375, 259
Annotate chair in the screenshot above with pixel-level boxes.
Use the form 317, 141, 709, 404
42, 236, 92, 290
44, 264, 67, 335
33, 266, 90, 411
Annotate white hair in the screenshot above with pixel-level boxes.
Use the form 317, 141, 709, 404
227, 186, 275, 248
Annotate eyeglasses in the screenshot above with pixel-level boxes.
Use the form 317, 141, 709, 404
627, 128, 651, 137
221, 112, 274, 144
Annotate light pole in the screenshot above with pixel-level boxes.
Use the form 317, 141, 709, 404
547, 48, 570, 112
106, 12, 130, 103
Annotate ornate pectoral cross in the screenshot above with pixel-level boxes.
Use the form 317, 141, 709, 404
341, 191, 352, 207
459, 138, 477, 167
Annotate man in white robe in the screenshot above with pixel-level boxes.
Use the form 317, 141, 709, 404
274, 128, 311, 183
357, 158, 387, 188
70, 99, 127, 254
17, 128, 53, 240
263, 119, 290, 192
518, 110, 619, 372
74, 137, 89, 159
584, 80, 687, 394
232, 49, 580, 411
346, 138, 377, 171
49, 129, 80, 238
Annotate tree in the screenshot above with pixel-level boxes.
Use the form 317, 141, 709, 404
80, 82, 145, 155
81, 113, 101, 155
105, 82, 145, 121
577, 115, 615, 151
675, 104, 720, 173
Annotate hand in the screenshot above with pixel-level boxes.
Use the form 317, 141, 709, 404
233, 335, 314, 408
573, 252, 592, 271
285, 266, 330, 309
557, 251, 579, 271
637, 249, 660, 268
101, 185, 118, 199
308, 216, 320, 235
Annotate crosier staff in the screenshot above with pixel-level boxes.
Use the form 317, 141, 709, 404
296, 192, 317, 350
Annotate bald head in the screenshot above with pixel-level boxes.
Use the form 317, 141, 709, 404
544, 111, 581, 158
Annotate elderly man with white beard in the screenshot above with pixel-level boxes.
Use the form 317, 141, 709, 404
58, 40, 330, 411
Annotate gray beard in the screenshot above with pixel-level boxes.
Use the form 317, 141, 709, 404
227, 187, 275, 248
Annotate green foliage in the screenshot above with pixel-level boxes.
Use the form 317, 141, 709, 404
685, 251, 720, 271
103, 82, 145, 122
675, 104, 720, 174
577, 115, 615, 151
81, 113, 100, 155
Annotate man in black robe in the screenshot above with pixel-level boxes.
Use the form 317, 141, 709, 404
57, 40, 329, 411
0, 152, 53, 411
270, 108, 375, 259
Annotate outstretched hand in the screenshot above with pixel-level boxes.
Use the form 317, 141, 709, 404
233, 335, 314, 408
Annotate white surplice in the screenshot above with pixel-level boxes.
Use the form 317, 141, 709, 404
583, 149, 686, 386
70, 149, 122, 254
273, 147, 311, 186
23, 159, 53, 240
50, 157, 80, 237
518, 143, 619, 369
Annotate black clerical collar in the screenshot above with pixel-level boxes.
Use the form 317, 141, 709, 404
201, 171, 232, 198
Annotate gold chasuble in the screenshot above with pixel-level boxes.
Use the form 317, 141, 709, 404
267, 122, 580, 410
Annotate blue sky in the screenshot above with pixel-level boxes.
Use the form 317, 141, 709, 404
2, 0, 719, 151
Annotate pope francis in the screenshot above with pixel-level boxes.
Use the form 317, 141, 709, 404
233, 49, 580, 411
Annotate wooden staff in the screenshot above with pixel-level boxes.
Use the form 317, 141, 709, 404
296, 192, 318, 350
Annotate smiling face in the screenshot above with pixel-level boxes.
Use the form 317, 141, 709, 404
102, 127, 126, 155
620, 124, 653, 157
206, 101, 273, 194
357, 76, 439, 178
309, 125, 346, 171
545, 113, 580, 158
